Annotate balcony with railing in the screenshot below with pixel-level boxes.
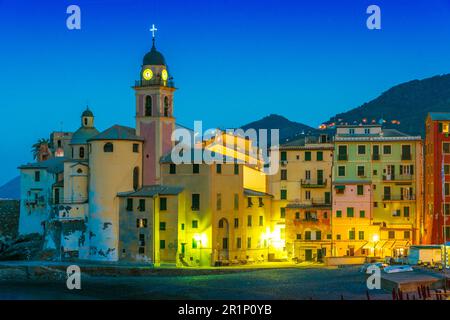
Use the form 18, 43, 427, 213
134, 79, 175, 88
382, 194, 416, 201
302, 198, 332, 207
382, 174, 413, 182
300, 179, 327, 188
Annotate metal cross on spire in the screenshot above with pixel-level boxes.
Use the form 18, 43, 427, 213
150, 24, 158, 39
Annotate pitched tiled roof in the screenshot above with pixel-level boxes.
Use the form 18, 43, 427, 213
18, 157, 67, 174
89, 125, 144, 142
117, 185, 183, 198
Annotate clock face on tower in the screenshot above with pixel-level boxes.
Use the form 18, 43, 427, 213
143, 68, 153, 80
161, 69, 168, 81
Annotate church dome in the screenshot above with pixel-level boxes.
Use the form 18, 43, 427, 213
143, 41, 166, 66
70, 127, 100, 145
82, 109, 94, 117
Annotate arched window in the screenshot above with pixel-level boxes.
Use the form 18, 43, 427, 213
145, 96, 152, 116
79, 147, 85, 159
164, 96, 169, 117
133, 167, 139, 190
104, 142, 114, 153
84, 118, 88, 126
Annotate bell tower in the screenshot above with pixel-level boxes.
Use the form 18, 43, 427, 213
134, 25, 176, 185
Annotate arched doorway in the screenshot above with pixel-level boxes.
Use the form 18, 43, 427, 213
217, 218, 230, 261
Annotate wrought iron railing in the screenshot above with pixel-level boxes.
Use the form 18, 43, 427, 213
134, 79, 175, 88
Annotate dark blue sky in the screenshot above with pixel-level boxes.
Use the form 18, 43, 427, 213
1, 0, 450, 185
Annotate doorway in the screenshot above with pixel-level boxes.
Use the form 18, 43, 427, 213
305, 249, 313, 261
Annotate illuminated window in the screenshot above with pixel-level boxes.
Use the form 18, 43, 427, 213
136, 218, 147, 228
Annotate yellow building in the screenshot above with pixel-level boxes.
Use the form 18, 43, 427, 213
159, 140, 274, 266
270, 134, 333, 262
333, 125, 423, 259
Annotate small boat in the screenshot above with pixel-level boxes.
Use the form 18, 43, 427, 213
383, 265, 413, 274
